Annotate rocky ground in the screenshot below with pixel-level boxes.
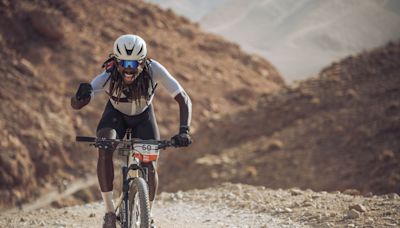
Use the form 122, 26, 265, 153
1, 183, 399, 228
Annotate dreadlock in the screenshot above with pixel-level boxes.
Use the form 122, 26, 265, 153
101, 54, 155, 106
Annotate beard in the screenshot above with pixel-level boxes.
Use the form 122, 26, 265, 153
121, 66, 143, 85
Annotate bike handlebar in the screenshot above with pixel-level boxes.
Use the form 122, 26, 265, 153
76, 136, 96, 142
75, 136, 175, 149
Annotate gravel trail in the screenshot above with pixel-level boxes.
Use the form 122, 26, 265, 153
1, 183, 399, 228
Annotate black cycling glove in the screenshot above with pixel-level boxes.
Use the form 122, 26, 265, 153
172, 126, 192, 147
75, 83, 93, 101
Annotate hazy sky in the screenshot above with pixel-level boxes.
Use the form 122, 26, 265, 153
145, 0, 400, 82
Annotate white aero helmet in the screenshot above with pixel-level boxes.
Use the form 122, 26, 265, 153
113, 34, 147, 60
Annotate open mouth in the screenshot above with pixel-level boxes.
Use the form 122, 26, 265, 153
124, 72, 135, 82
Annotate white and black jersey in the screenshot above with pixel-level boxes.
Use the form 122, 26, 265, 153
90, 59, 185, 116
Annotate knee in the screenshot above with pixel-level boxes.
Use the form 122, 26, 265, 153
97, 128, 117, 139
97, 128, 117, 153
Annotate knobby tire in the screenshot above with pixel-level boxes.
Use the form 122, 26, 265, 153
129, 177, 150, 228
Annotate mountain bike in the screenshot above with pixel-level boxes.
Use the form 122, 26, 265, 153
76, 130, 174, 228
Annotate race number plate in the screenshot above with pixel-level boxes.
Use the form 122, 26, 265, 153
133, 143, 160, 162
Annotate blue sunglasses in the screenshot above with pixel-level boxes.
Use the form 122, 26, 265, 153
119, 60, 139, 69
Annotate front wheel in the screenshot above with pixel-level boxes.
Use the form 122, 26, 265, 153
129, 177, 150, 228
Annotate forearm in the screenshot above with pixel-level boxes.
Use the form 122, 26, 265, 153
174, 91, 192, 132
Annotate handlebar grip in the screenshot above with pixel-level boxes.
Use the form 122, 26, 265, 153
158, 140, 175, 149
76, 136, 96, 142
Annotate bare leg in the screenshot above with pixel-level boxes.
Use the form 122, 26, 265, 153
97, 128, 117, 213
97, 148, 115, 192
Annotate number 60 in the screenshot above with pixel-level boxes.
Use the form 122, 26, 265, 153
142, 144, 152, 151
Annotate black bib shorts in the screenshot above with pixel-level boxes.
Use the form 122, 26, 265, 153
96, 101, 160, 140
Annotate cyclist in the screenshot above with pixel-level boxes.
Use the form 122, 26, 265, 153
71, 34, 192, 228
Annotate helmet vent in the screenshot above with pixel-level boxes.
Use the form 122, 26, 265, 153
125, 44, 133, 55
116, 45, 122, 55
137, 45, 143, 55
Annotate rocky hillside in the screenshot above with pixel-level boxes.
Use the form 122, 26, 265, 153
0, 0, 282, 210
160, 41, 400, 195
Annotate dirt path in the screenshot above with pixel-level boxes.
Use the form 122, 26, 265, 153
0, 183, 399, 228
153, 200, 304, 228
4, 175, 98, 214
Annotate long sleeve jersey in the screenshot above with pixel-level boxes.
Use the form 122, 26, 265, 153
90, 59, 188, 117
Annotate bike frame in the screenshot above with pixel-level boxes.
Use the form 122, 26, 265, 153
76, 132, 173, 228
115, 129, 146, 226
116, 154, 145, 225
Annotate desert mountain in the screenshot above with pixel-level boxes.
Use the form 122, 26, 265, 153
0, 0, 282, 210
160, 41, 400, 195
147, 0, 400, 81
144, 0, 229, 21
2, 0, 398, 216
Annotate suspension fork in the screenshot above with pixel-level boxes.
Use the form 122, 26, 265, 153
122, 165, 130, 227
122, 164, 147, 201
